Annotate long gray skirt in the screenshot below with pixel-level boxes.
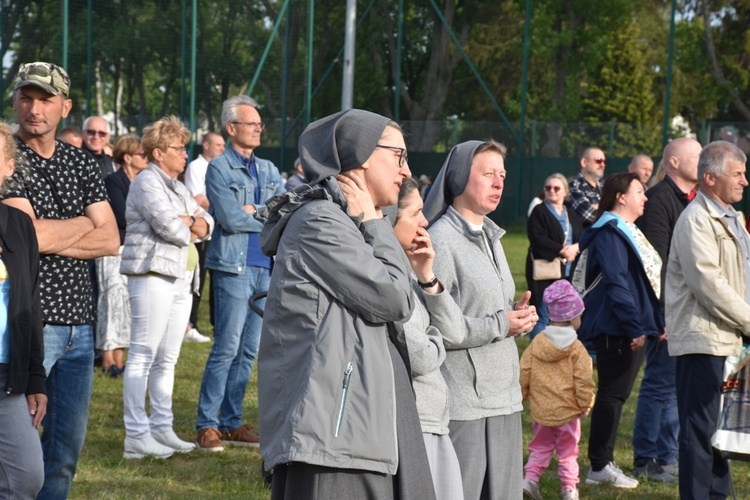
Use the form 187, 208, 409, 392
95, 252, 130, 351
270, 339, 436, 500
423, 433, 464, 500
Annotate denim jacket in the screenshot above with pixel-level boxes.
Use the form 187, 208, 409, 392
205, 148, 283, 274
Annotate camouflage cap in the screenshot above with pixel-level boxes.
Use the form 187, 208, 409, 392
14, 62, 71, 97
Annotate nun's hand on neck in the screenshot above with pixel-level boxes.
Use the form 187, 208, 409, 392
337, 171, 378, 222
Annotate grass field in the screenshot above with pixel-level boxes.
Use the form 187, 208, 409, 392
69, 231, 750, 499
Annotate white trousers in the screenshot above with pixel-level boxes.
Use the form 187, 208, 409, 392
123, 272, 192, 438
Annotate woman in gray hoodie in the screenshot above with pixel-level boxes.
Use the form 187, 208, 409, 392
422, 140, 538, 500
391, 177, 463, 500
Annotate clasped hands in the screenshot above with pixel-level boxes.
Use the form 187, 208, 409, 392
507, 291, 538, 337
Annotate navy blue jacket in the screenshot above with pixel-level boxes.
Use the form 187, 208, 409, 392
577, 218, 664, 342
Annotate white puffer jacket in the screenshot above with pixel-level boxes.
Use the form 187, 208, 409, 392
120, 163, 213, 280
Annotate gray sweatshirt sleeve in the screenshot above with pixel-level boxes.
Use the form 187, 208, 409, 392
402, 297, 446, 377
422, 288, 509, 349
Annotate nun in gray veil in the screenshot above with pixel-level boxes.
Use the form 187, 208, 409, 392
258, 109, 436, 500
421, 140, 537, 500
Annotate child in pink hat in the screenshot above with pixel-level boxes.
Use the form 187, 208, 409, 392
520, 279, 595, 500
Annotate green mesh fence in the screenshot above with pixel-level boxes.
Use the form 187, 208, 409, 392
3, 0, 750, 225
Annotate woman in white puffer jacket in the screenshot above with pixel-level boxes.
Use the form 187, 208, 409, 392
120, 115, 213, 460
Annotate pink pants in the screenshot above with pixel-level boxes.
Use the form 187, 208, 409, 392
524, 418, 581, 489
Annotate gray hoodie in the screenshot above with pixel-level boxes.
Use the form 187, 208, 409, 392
423, 206, 523, 420
400, 279, 451, 435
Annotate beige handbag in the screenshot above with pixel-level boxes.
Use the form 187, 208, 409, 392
532, 254, 563, 281
531, 208, 569, 281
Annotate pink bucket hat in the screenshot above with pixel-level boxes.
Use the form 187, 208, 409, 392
543, 279, 585, 322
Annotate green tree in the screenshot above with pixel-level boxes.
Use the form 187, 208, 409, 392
583, 19, 662, 155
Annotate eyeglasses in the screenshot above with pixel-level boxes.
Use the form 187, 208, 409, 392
232, 121, 266, 131
374, 144, 408, 168
544, 185, 562, 192
132, 151, 147, 158
168, 146, 188, 154
85, 129, 108, 138
592, 157, 606, 165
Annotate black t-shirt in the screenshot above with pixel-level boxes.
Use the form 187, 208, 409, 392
1, 138, 109, 324
82, 143, 115, 179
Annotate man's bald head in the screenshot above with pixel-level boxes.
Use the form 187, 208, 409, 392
628, 154, 654, 184
663, 137, 702, 186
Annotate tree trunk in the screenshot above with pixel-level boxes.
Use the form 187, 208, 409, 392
95, 60, 104, 117
386, 0, 467, 151
542, 0, 577, 156
701, 1, 750, 122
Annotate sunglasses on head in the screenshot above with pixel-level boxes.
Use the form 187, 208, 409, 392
592, 157, 606, 165
544, 185, 562, 192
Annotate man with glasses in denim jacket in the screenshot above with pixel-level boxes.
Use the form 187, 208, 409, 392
196, 95, 284, 451
567, 147, 606, 227
82, 116, 115, 179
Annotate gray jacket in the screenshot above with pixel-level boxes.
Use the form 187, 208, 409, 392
424, 206, 523, 420
400, 281, 450, 435
120, 163, 214, 281
258, 181, 413, 475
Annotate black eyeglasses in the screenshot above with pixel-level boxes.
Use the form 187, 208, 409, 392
85, 129, 108, 138
132, 152, 147, 158
232, 121, 266, 131
375, 144, 408, 168
544, 185, 562, 192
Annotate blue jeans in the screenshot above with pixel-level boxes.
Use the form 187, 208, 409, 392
528, 300, 549, 340
197, 267, 270, 431
632, 336, 678, 467
39, 324, 94, 500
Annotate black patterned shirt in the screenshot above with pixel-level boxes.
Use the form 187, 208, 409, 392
0, 138, 108, 324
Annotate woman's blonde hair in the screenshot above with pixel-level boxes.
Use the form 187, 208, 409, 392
113, 134, 143, 165
141, 115, 190, 162
474, 139, 507, 159
0, 122, 28, 195
544, 173, 570, 196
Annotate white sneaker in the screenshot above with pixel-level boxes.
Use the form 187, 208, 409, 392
123, 435, 174, 459
522, 478, 542, 500
152, 429, 197, 453
184, 328, 211, 343
562, 488, 579, 500
585, 462, 639, 488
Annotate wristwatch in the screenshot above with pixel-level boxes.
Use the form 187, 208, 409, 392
418, 275, 439, 289
189, 215, 196, 226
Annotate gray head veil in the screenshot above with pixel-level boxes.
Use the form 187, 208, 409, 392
422, 140, 483, 225
298, 109, 391, 186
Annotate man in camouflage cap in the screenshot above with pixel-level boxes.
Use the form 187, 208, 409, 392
14, 61, 71, 97
4, 61, 119, 498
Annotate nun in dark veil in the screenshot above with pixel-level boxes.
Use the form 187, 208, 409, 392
421, 140, 537, 500
258, 109, 436, 500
